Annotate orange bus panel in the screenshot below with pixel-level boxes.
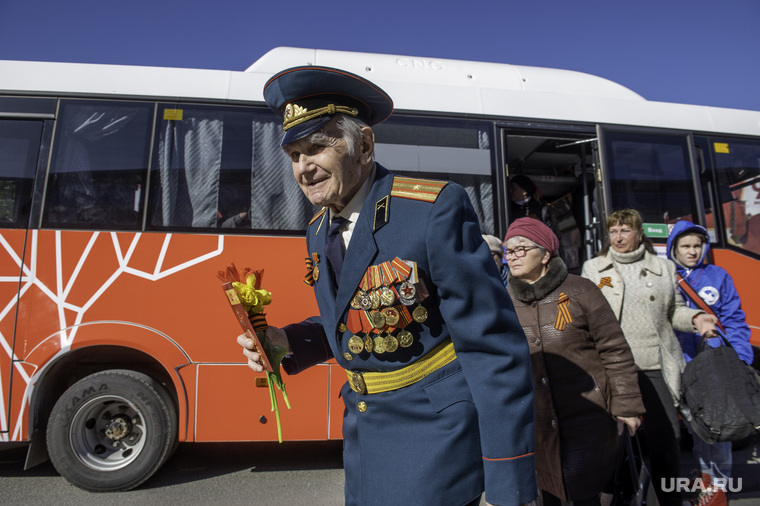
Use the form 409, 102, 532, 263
711, 248, 760, 348
0, 229, 330, 444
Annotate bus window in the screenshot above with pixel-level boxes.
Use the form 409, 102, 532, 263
0, 119, 42, 228
148, 105, 314, 233
601, 131, 698, 230
710, 138, 760, 255
42, 101, 152, 231
372, 116, 495, 234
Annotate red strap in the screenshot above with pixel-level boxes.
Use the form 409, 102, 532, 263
676, 274, 724, 332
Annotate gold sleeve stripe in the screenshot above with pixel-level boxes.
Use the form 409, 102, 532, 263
390, 177, 447, 203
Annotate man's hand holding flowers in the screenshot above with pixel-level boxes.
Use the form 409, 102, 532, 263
218, 263, 291, 442
238, 327, 292, 373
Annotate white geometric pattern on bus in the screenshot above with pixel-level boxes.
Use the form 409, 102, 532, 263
0, 230, 224, 440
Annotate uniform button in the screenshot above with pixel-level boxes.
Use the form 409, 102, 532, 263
357, 401, 367, 412
551, 419, 558, 429
338, 323, 347, 333
534, 338, 542, 346
641, 270, 648, 277
343, 352, 353, 361
646, 282, 653, 287
541, 377, 549, 386
650, 295, 655, 301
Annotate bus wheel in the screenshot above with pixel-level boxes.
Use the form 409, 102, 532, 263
46, 369, 178, 492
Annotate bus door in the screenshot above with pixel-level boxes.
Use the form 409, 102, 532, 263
596, 127, 704, 252
0, 98, 55, 437
501, 125, 599, 274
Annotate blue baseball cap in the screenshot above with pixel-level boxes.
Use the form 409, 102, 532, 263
263, 66, 394, 146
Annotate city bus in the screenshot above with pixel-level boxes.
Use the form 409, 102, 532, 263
1, 47, 758, 491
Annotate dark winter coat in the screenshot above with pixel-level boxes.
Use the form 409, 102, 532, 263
508, 257, 644, 501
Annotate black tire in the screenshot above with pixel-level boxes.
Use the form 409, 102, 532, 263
46, 369, 178, 492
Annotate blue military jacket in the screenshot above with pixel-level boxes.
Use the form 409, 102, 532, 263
282, 164, 536, 506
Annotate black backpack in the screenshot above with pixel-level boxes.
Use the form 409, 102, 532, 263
679, 332, 760, 444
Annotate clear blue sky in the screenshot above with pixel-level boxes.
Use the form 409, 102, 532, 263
1, 0, 758, 111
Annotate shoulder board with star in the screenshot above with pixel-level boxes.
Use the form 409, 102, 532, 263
309, 207, 327, 225
390, 176, 448, 203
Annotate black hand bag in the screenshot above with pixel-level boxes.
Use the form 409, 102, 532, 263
610, 431, 654, 506
679, 331, 760, 444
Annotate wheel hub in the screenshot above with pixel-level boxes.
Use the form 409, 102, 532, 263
104, 415, 133, 441
66, 394, 148, 471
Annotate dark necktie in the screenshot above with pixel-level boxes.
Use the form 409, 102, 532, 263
324, 216, 349, 287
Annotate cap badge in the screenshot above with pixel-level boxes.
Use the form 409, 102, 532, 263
284, 102, 305, 122
282, 102, 359, 132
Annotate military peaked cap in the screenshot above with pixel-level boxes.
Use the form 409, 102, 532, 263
263, 66, 394, 146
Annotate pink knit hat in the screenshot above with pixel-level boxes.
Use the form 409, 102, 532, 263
504, 218, 559, 257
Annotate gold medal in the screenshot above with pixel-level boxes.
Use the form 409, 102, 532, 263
348, 335, 365, 354
313, 264, 320, 281
384, 334, 399, 353
343, 352, 354, 361
381, 307, 400, 326
364, 335, 374, 353
379, 286, 396, 306
351, 291, 365, 310
369, 290, 381, 309
369, 310, 386, 329
412, 305, 428, 323
373, 336, 386, 354
397, 329, 414, 347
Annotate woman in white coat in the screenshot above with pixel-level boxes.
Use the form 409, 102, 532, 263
581, 209, 717, 506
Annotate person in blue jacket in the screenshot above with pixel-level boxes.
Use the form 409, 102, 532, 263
237, 66, 537, 506
666, 220, 753, 506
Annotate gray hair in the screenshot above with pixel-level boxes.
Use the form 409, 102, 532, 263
293, 114, 369, 158
335, 115, 368, 157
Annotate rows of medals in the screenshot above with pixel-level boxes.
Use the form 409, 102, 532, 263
344, 259, 429, 358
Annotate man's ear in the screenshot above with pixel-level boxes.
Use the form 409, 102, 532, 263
359, 126, 375, 164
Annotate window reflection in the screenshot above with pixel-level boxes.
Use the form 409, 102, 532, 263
42, 101, 152, 230
603, 131, 697, 227
0, 120, 41, 228
711, 139, 760, 255
147, 105, 314, 233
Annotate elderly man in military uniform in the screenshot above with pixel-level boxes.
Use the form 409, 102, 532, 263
238, 65, 537, 506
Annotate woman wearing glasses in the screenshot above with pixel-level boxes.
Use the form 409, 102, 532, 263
581, 209, 718, 506
504, 217, 644, 506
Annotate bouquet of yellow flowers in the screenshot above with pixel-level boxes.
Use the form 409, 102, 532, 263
218, 263, 290, 442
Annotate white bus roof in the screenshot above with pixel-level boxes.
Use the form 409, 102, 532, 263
1, 46, 758, 137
